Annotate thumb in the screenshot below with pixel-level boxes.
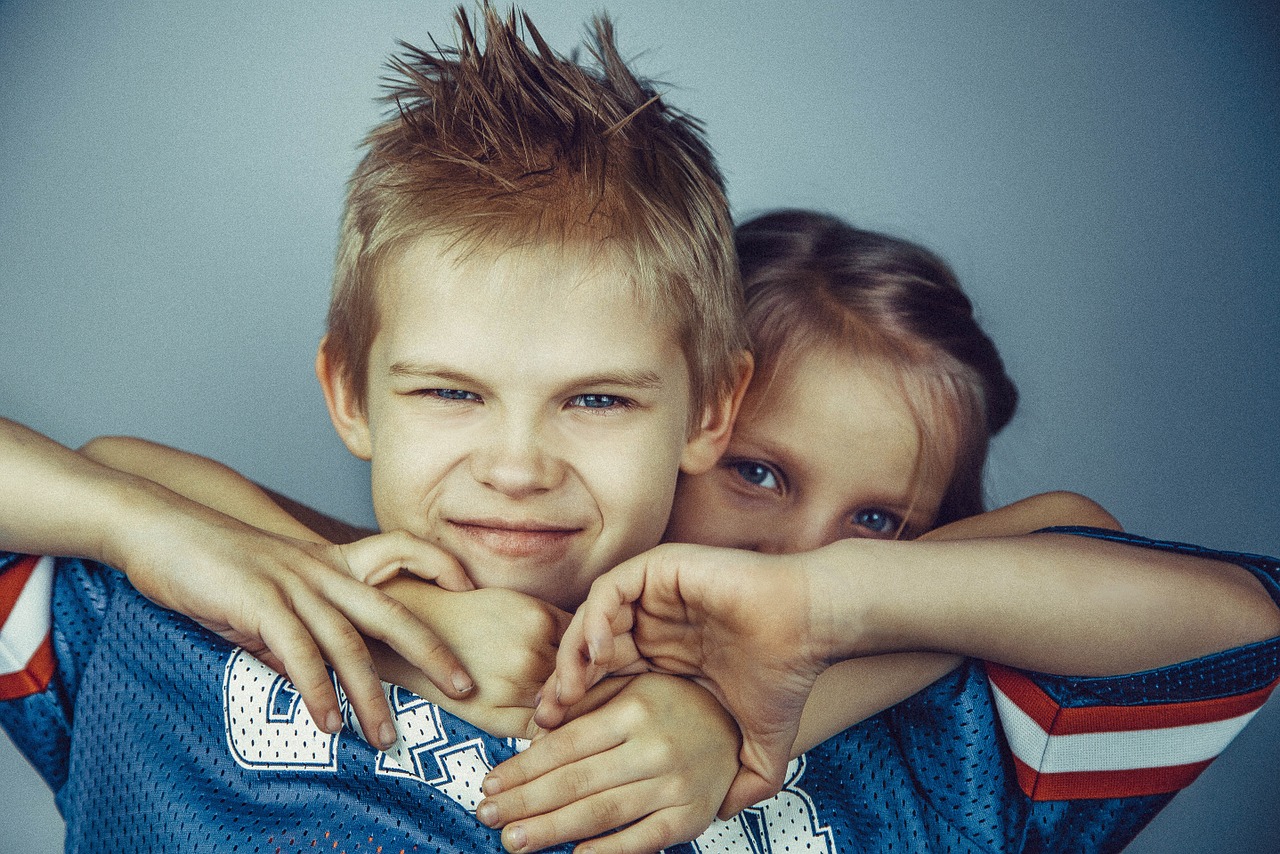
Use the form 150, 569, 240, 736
718, 765, 785, 819
717, 731, 794, 818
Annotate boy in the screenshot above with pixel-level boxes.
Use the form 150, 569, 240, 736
0, 6, 750, 851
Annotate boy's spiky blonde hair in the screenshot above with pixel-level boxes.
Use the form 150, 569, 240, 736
325, 4, 745, 420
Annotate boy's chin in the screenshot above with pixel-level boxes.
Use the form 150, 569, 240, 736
461, 558, 595, 613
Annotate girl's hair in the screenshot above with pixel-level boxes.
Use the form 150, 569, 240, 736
735, 209, 1018, 527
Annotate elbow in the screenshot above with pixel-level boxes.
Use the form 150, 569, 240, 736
78, 435, 136, 465
1037, 491, 1123, 532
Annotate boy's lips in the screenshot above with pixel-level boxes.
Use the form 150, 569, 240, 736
447, 518, 583, 560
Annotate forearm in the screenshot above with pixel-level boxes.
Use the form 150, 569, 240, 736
80, 435, 324, 543
793, 491, 1124, 752
810, 533, 1280, 676
0, 417, 202, 565
792, 653, 960, 755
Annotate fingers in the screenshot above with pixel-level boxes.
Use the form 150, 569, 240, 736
338, 530, 476, 591
534, 566, 648, 729
482, 743, 705, 854
254, 611, 347, 736
569, 809, 700, 854
315, 572, 476, 703
484, 713, 626, 800
248, 547, 474, 749
487, 786, 696, 854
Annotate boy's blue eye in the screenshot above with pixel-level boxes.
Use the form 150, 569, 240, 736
427, 388, 480, 402
853, 508, 901, 536
571, 394, 628, 409
731, 460, 780, 491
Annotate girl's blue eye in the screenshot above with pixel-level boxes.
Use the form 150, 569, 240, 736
571, 394, 628, 409
853, 508, 901, 536
731, 460, 780, 491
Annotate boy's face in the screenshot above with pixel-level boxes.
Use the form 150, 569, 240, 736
666, 344, 948, 553
322, 236, 729, 611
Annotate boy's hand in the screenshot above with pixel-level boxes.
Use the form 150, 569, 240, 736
534, 543, 833, 816
478, 673, 739, 854
121, 517, 477, 751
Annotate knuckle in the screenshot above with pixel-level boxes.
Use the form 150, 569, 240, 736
561, 763, 595, 800
645, 815, 681, 849
586, 794, 624, 829
327, 622, 370, 658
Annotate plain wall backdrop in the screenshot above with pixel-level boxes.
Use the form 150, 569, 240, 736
2, 1, 1276, 851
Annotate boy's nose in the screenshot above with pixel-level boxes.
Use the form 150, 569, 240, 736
470, 418, 565, 497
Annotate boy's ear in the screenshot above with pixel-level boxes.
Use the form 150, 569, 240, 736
680, 350, 753, 475
315, 339, 373, 461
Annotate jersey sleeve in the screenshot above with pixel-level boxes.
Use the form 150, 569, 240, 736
986, 527, 1280, 806
0, 551, 118, 795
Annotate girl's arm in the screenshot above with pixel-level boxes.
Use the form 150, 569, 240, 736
792, 490, 1120, 753
79, 435, 338, 543
0, 419, 476, 749
538, 510, 1280, 815
80, 434, 578, 738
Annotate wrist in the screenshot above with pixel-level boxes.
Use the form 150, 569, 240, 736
802, 538, 942, 663
801, 539, 880, 663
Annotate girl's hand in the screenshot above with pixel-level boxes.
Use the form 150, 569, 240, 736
534, 543, 833, 817
478, 673, 740, 854
370, 582, 574, 738
120, 518, 478, 752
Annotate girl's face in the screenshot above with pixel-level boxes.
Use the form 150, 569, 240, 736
666, 343, 951, 553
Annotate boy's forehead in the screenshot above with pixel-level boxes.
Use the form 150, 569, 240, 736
378, 233, 671, 326
370, 233, 689, 381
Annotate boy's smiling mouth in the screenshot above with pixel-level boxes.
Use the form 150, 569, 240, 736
447, 517, 583, 560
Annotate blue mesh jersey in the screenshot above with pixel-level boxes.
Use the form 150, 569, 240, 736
1, 528, 1278, 853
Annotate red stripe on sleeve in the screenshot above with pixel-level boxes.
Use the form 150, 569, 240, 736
986, 661, 1279, 734
0, 634, 54, 699
0, 554, 41, 624
1011, 752, 1214, 801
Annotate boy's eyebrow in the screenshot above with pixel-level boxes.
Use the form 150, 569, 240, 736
388, 362, 667, 390
389, 363, 479, 384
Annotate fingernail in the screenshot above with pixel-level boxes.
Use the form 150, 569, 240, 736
587, 637, 599, 664
504, 824, 527, 852
476, 801, 498, 827
482, 775, 503, 795
324, 711, 343, 734
453, 671, 474, 695
532, 689, 542, 707
553, 674, 562, 703
379, 721, 398, 750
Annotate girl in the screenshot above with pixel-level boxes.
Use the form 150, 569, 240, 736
507, 211, 1280, 852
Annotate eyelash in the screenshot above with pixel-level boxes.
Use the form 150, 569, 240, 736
413, 389, 634, 411
728, 458, 905, 538
853, 508, 904, 538
728, 458, 783, 493
568, 393, 635, 411
418, 388, 481, 402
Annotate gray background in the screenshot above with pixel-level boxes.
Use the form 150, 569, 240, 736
2, 1, 1276, 850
